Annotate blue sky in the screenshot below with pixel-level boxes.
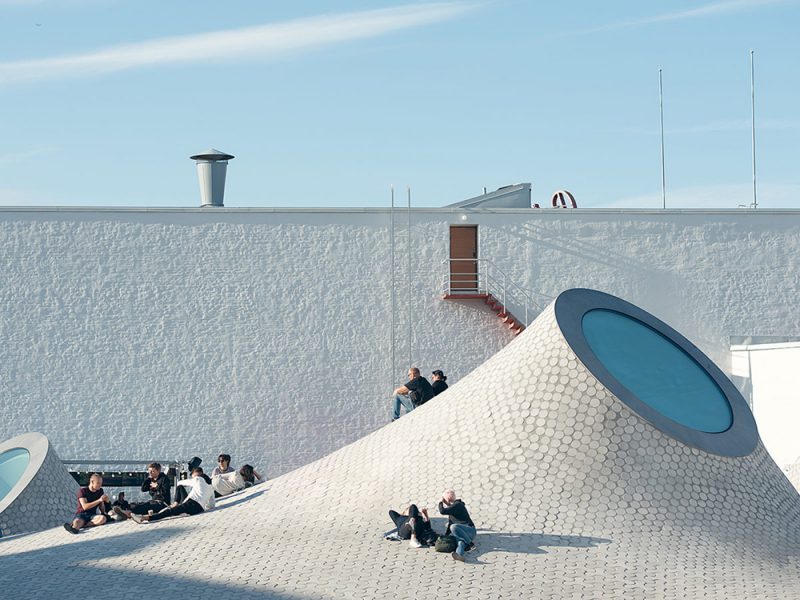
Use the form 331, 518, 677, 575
0, 0, 798, 208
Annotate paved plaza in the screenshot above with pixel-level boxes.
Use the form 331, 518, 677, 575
1, 298, 798, 599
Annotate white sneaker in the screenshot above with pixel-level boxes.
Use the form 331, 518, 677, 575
409, 538, 422, 548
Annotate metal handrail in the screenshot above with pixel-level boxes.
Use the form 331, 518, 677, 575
62, 459, 185, 497
441, 258, 545, 326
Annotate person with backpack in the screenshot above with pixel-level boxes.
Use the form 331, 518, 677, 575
438, 489, 476, 562
391, 367, 435, 420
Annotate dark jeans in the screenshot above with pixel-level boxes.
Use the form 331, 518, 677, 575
131, 500, 168, 515
148, 499, 204, 522
389, 505, 436, 543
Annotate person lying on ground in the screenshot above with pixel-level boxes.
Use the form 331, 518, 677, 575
438, 489, 476, 562
391, 367, 435, 420
113, 462, 171, 520
388, 504, 438, 548
212, 464, 265, 497
240, 464, 264, 487
64, 473, 108, 534
131, 467, 214, 524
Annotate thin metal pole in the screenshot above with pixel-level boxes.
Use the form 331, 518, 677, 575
407, 187, 412, 369
390, 185, 395, 388
659, 67, 666, 210
750, 50, 758, 209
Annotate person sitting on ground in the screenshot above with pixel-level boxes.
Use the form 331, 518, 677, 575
212, 454, 234, 477
113, 462, 171, 520
438, 488, 476, 562
431, 370, 449, 396
213, 464, 265, 497
112, 491, 131, 512
388, 503, 438, 548
64, 473, 108, 534
110, 491, 131, 521
132, 467, 214, 524
392, 367, 435, 420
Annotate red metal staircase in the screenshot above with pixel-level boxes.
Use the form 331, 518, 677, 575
442, 292, 526, 335
441, 259, 539, 337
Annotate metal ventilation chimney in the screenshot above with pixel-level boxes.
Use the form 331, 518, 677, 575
190, 148, 234, 207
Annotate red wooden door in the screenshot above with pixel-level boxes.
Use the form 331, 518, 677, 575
449, 226, 478, 290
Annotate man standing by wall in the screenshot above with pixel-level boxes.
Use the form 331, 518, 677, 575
391, 367, 435, 420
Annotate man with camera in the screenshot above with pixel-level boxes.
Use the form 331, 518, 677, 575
438, 488, 476, 562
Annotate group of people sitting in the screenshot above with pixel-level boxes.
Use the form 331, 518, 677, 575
391, 368, 448, 420
63, 454, 263, 534
388, 489, 476, 562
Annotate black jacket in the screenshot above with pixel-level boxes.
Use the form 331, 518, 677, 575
141, 472, 171, 504
438, 499, 474, 534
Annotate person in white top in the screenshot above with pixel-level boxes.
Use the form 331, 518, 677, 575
212, 464, 265, 497
131, 467, 214, 523
211, 454, 235, 477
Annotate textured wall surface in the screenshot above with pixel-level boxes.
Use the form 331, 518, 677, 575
0, 292, 796, 599
1, 208, 799, 476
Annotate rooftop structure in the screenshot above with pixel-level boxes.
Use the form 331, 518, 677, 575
0, 289, 797, 599
1, 206, 800, 484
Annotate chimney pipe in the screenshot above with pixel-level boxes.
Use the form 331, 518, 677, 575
190, 148, 234, 207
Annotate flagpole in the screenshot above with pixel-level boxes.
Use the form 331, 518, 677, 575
750, 50, 757, 209
659, 67, 666, 210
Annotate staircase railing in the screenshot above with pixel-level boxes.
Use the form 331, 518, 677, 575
440, 258, 545, 326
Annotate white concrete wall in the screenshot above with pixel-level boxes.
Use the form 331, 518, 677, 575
2, 207, 799, 477
730, 343, 800, 469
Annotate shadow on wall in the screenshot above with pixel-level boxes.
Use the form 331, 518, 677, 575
0, 527, 313, 600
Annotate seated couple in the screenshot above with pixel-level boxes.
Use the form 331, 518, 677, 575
131, 466, 214, 524
210, 454, 264, 498
388, 489, 476, 562
112, 462, 173, 520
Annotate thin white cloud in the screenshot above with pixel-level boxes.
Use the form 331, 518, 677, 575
0, 2, 474, 86
548, 0, 790, 38
600, 183, 800, 209
0, 146, 58, 164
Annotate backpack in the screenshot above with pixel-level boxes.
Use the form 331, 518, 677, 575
434, 535, 458, 553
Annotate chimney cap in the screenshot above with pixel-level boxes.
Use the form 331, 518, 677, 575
190, 148, 234, 161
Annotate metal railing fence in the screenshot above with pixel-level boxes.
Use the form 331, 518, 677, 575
441, 258, 547, 326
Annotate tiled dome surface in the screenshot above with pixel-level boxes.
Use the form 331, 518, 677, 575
0, 433, 79, 538
0, 295, 798, 599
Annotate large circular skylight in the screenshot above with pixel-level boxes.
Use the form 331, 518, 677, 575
554, 288, 758, 457
0, 448, 30, 503
581, 309, 733, 433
